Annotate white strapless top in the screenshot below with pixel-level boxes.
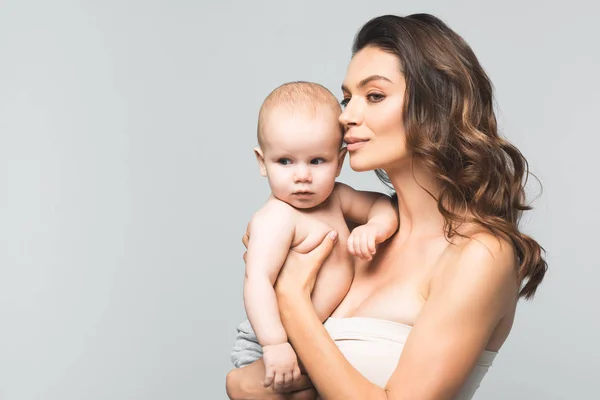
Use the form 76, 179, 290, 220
321, 317, 497, 399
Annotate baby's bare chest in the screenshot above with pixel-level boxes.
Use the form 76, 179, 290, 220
291, 206, 351, 256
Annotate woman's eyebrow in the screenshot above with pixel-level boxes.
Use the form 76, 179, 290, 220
341, 75, 393, 92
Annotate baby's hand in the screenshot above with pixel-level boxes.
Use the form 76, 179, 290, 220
347, 222, 389, 261
262, 342, 301, 390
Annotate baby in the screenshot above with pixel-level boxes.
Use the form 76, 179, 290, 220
231, 81, 398, 388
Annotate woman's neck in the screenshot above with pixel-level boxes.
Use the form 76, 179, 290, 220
386, 158, 447, 241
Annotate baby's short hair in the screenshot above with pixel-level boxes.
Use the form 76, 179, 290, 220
257, 81, 343, 147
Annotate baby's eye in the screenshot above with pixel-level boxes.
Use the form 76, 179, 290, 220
277, 158, 292, 165
311, 158, 325, 165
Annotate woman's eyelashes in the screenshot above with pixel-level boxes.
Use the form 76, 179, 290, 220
367, 93, 385, 103
340, 92, 386, 108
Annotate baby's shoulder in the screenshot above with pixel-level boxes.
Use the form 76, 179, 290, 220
251, 197, 298, 224
331, 181, 349, 198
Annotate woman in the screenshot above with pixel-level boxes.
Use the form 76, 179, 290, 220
226, 13, 547, 400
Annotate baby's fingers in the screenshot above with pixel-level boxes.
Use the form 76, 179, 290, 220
359, 233, 373, 261
368, 234, 377, 255
264, 367, 275, 387
282, 372, 294, 389
347, 234, 357, 257
273, 371, 285, 391
292, 365, 301, 382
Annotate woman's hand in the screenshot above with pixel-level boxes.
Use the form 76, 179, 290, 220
274, 230, 338, 298
242, 221, 252, 263
242, 226, 338, 297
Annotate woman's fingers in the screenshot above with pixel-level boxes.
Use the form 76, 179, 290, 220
242, 221, 251, 249
242, 226, 250, 263
300, 230, 338, 278
275, 230, 339, 296
311, 231, 338, 265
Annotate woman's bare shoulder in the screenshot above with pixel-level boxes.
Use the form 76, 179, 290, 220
433, 226, 519, 308
456, 226, 516, 267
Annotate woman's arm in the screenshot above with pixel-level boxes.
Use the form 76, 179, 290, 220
274, 231, 386, 399
275, 231, 518, 400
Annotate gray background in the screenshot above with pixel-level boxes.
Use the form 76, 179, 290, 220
1, 0, 598, 399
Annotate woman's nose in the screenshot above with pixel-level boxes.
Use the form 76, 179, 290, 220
339, 100, 362, 127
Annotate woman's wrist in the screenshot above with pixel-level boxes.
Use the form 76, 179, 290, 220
276, 277, 310, 302
276, 286, 311, 324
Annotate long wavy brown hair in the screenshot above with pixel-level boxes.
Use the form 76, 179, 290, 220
353, 13, 547, 299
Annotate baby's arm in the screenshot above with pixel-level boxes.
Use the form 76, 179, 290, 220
244, 202, 296, 348
244, 202, 303, 387
335, 182, 399, 260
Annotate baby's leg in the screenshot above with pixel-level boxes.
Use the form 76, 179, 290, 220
230, 319, 263, 368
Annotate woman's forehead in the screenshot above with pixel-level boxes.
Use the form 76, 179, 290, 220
342, 47, 403, 90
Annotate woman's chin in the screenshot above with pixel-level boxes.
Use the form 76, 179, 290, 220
349, 157, 377, 172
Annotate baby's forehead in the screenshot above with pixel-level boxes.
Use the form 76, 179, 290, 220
269, 103, 339, 120
265, 106, 340, 131
265, 101, 340, 119
262, 111, 342, 151
264, 133, 341, 156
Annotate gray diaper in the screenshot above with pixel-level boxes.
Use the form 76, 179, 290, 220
230, 319, 263, 368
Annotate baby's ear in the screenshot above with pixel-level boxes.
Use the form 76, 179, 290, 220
336, 147, 348, 177
253, 147, 267, 177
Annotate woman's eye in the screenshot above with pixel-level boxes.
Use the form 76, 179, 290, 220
277, 158, 292, 165
311, 158, 325, 165
367, 93, 385, 103
340, 98, 350, 108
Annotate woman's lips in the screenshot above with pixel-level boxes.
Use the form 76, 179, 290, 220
346, 140, 368, 151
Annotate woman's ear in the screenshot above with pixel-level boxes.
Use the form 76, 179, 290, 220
254, 147, 267, 177
336, 147, 348, 177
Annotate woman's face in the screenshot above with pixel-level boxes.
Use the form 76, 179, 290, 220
340, 46, 409, 172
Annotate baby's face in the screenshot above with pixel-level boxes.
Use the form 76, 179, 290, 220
257, 107, 345, 209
